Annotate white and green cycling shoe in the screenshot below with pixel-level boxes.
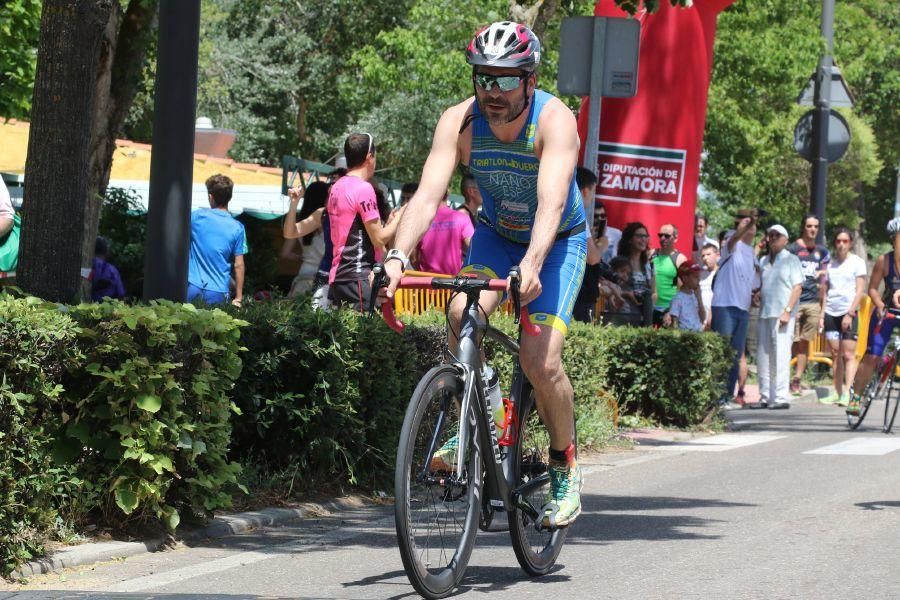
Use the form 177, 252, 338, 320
541, 461, 583, 529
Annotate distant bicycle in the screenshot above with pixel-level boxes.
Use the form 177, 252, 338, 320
370, 264, 574, 599
847, 308, 900, 433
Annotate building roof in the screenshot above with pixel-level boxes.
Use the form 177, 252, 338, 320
0, 118, 293, 218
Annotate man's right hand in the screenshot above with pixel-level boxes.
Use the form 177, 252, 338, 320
383, 258, 405, 303
288, 186, 303, 205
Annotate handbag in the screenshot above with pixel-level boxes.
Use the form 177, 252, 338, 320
0, 213, 21, 272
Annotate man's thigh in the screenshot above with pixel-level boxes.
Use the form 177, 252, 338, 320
525, 234, 587, 335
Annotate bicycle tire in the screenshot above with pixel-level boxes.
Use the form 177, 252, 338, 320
507, 390, 570, 576
883, 375, 899, 433
395, 365, 481, 599
848, 357, 889, 430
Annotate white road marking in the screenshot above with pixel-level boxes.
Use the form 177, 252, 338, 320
803, 438, 900, 456
648, 433, 785, 452
109, 515, 396, 593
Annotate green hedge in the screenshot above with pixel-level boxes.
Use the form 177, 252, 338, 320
409, 310, 730, 428
0, 297, 247, 575
0, 296, 80, 575
56, 301, 246, 529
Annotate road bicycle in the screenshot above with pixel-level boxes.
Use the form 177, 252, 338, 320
370, 264, 575, 599
848, 308, 900, 433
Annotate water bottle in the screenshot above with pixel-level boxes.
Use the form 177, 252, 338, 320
482, 365, 506, 434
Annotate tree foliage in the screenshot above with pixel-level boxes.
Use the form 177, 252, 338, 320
0, 0, 41, 119
703, 1, 898, 242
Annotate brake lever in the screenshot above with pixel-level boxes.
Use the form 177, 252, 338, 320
509, 266, 521, 325
369, 263, 386, 315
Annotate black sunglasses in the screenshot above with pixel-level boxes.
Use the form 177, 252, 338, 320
473, 72, 525, 93
658, 233, 673, 239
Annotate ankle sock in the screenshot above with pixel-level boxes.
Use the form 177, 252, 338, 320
549, 442, 576, 465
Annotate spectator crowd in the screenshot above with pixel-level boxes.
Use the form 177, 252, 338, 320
11, 131, 880, 416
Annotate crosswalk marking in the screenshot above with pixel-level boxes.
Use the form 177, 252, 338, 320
649, 433, 785, 452
803, 438, 900, 456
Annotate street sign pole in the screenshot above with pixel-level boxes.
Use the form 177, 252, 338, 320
582, 18, 607, 175
810, 0, 835, 244
143, 0, 201, 302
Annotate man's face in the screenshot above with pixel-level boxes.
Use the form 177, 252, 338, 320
768, 231, 788, 253
592, 201, 607, 238
695, 217, 706, 237
803, 217, 819, 241
473, 67, 532, 126
700, 247, 719, 270
658, 225, 676, 250
464, 183, 482, 208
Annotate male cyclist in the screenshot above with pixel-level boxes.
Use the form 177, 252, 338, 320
382, 22, 587, 529
847, 218, 900, 414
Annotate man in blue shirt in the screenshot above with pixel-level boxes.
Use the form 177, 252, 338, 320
187, 174, 247, 306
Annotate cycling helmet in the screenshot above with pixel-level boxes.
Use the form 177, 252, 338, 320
466, 22, 541, 72
888, 217, 900, 237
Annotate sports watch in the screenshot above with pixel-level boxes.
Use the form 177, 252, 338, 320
384, 248, 411, 270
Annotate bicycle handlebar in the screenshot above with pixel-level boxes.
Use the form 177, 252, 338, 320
873, 308, 900, 335
370, 265, 541, 337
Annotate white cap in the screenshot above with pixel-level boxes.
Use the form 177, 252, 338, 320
767, 224, 789, 238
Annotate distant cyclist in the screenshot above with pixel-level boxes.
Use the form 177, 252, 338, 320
382, 21, 587, 528
847, 218, 900, 415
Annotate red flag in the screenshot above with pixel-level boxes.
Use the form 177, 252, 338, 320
577, 0, 735, 255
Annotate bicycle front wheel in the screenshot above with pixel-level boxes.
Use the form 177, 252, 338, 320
848, 358, 888, 430
507, 390, 569, 576
395, 365, 481, 599
883, 375, 899, 433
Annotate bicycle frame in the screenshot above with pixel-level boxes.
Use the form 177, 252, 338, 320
373, 267, 547, 521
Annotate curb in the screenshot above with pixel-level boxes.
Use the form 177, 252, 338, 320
11, 500, 361, 581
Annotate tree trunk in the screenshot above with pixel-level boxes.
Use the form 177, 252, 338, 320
509, 0, 561, 39
81, 0, 159, 298
18, 0, 113, 303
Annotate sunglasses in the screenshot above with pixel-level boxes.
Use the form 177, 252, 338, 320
473, 72, 525, 93
658, 233, 673, 239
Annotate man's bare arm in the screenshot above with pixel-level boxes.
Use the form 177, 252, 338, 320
525, 100, 579, 273
390, 103, 467, 257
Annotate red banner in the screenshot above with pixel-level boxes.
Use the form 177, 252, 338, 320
577, 0, 735, 255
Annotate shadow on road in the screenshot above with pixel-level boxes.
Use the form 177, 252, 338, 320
727, 406, 856, 434
566, 494, 755, 544
855, 500, 900, 511
341, 564, 570, 600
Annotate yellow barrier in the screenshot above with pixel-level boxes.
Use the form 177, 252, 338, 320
392, 270, 513, 317
787, 295, 872, 368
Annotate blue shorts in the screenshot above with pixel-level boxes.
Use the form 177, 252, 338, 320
461, 225, 587, 335
187, 282, 229, 305
866, 308, 898, 356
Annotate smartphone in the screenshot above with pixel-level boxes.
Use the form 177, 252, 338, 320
595, 218, 608, 239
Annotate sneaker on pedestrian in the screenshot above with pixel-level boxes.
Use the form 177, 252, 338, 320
790, 377, 802, 396
768, 401, 791, 409
819, 394, 839, 405
541, 461, 582, 529
837, 392, 849, 407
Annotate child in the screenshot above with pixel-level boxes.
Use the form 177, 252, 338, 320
666, 259, 706, 331
91, 236, 126, 301
602, 256, 642, 326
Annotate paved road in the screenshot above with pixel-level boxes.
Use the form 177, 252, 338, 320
4, 400, 900, 599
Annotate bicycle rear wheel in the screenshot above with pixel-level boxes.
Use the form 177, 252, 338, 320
395, 365, 481, 599
507, 390, 569, 576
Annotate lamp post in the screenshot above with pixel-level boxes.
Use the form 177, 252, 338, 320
142, 1, 201, 301
809, 0, 835, 244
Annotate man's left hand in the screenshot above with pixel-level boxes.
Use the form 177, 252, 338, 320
779, 310, 791, 326
518, 258, 542, 305
231, 297, 243, 308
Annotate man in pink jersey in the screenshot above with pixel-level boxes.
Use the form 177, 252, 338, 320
327, 132, 404, 311
416, 198, 475, 275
